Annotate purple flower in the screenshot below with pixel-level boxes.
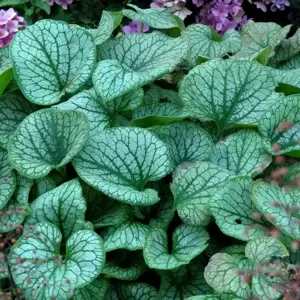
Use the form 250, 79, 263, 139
123, 21, 150, 35
192, 0, 205, 7
0, 8, 25, 48
44, 0, 73, 9
248, 0, 290, 11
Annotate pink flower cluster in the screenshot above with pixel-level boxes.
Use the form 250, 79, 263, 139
45, 0, 73, 10
0, 8, 26, 48
196, 0, 247, 34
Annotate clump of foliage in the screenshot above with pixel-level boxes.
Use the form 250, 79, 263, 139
0, 5, 300, 300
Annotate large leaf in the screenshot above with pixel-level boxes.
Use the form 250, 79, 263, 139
9, 108, 89, 179
209, 130, 272, 176
73, 127, 172, 206
179, 60, 279, 134
259, 94, 300, 157
233, 22, 291, 62
93, 32, 188, 101
0, 93, 37, 148
271, 28, 300, 64
182, 24, 241, 66
11, 20, 96, 105
114, 282, 158, 300
102, 221, 148, 252
252, 180, 300, 239
0, 147, 16, 209
154, 122, 214, 166
204, 254, 251, 298
26, 179, 87, 241
0, 46, 13, 95
171, 162, 234, 226
144, 225, 209, 270
210, 177, 268, 241
57, 88, 143, 133
277, 53, 300, 70
0, 174, 33, 233
9, 223, 105, 300
73, 277, 110, 300
123, 4, 182, 30
89, 11, 122, 45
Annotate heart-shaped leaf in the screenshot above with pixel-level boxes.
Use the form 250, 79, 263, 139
154, 122, 214, 166
123, 4, 182, 30
26, 179, 87, 241
9, 108, 89, 179
0, 46, 13, 95
73, 127, 172, 206
259, 94, 300, 157
9, 223, 105, 300
57, 88, 143, 133
210, 177, 268, 241
102, 251, 147, 280
0, 93, 37, 148
209, 130, 272, 176
0, 174, 33, 233
0, 147, 16, 209
102, 221, 148, 252
11, 20, 96, 105
182, 24, 241, 66
233, 22, 291, 62
179, 60, 279, 134
252, 180, 300, 239
93, 32, 188, 101
89, 11, 122, 45
144, 225, 209, 270
171, 162, 234, 226
73, 277, 110, 300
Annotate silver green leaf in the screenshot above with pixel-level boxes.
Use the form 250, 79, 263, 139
171, 162, 234, 226
73, 277, 110, 300
144, 225, 209, 270
204, 254, 251, 298
9, 108, 89, 179
143, 85, 181, 105
89, 11, 122, 45
209, 130, 272, 176
26, 179, 87, 240
0, 174, 33, 233
233, 22, 291, 62
102, 253, 147, 280
259, 95, 300, 156
179, 60, 279, 133
57, 88, 143, 133
73, 127, 172, 206
0, 93, 37, 148
93, 32, 188, 101
154, 122, 214, 166
0, 254, 8, 279
186, 296, 243, 300
115, 282, 158, 300
210, 177, 268, 241
277, 53, 300, 70
123, 4, 181, 30
150, 197, 175, 230
11, 20, 96, 105
0, 147, 16, 209
102, 221, 148, 252
271, 28, 300, 64
33, 176, 56, 198
252, 180, 300, 239
182, 24, 241, 66
0, 46, 13, 95
9, 223, 105, 300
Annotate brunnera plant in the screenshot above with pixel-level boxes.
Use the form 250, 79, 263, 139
0, 5, 299, 300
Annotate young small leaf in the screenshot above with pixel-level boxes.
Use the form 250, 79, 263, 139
144, 225, 209, 270
9, 109, 89, 179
